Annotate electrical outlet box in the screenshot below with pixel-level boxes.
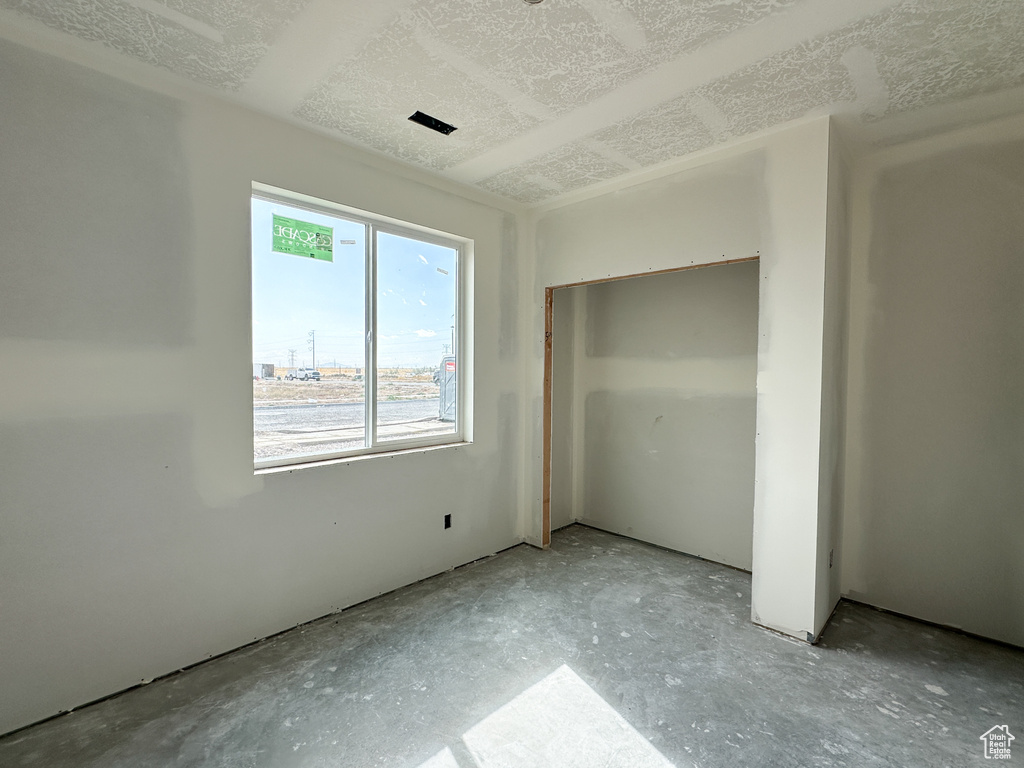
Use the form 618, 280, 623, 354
444, 514, 451, 529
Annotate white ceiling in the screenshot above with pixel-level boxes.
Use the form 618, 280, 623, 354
3, 0, 1023, 206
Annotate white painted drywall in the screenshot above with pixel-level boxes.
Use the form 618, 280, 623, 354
748, 121, 831, 640
549, 286, 576, 531
0, 39, 525, 735
812, 123, 852, 636
570, 286, 588, 524
531, 119, 835, 641
842, 118, 1024, 647
552, 263, 759, 570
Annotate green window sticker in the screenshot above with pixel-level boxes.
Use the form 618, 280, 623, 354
272, 214, 333, 261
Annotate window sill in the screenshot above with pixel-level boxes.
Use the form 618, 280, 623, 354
254, 440, 473, 476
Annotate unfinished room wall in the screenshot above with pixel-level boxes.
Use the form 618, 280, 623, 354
573, 262, 759, 570
813, 124, 852, 633
843, 118, 1024, 647
749, 121, 832, 640
549, 286, 576, 531
0, 38, 525, 735
531, 118, 835, 641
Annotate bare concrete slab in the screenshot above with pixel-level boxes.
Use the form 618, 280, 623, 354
1, 525, 1020, 767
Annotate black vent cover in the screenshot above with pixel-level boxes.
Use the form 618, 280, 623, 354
408, 111, 458, 135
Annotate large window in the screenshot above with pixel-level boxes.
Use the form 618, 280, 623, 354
251, 184, 467, 469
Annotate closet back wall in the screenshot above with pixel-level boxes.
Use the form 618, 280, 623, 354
553, 262, 759, 569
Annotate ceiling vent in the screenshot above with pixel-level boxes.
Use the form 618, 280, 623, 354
408, 111, 457, 136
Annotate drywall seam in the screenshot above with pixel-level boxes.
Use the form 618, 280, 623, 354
531, 114, 830, 216
0, 11, 528, 219
844, 86, 1024, 151
446, 0, 901, 184
859, 112, 1024, 176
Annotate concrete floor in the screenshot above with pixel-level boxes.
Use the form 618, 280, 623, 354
1, 524, 1021, 767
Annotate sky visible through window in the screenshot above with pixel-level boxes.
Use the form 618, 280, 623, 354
252, 197, 457, 370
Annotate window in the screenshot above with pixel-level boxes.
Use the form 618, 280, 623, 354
251, 183, 468, 469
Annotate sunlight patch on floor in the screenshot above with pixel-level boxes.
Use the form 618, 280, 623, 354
457, 665, 679, 768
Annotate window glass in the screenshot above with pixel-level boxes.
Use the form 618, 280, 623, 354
251, 188, 465, 468
375, 231, 458, 443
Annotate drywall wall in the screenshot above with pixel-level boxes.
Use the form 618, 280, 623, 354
842, 120, 1024, 647
0, 38, 524, 735
746, 121, 831, 640
532, 118, 835, 641
813, 123, 852, 634
549, 286, 576, 531
564, 263, 759, 569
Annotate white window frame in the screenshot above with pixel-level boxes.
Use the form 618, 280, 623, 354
252, 182, 471, 471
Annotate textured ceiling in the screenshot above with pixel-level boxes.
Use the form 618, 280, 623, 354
3, 0, 1023, 205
